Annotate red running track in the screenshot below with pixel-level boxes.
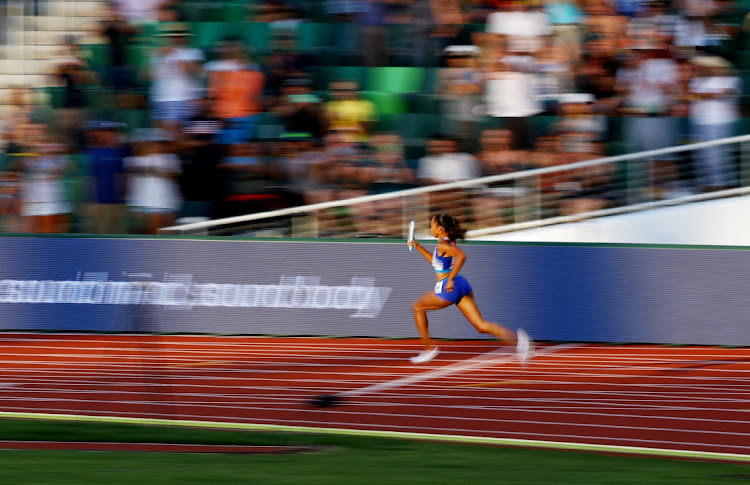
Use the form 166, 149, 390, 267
0, 334, 748, 460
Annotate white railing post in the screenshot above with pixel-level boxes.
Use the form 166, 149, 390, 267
741, 141, 750, 187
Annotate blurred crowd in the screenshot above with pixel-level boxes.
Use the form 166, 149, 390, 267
0, 0, 748, 234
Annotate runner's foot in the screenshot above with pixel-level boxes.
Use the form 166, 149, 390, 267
516, 329, 533, 366
410, 346, 439, 364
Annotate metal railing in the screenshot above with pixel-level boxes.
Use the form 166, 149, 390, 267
159, 134, 750, 239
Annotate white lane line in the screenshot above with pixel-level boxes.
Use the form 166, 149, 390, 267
338, 343, 582, 398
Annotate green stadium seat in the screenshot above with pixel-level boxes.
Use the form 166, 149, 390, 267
125, 45, 152, 71
243, 22, 271, 54
411, 93, 440, 114
361, 91, 408, 115
45, 86, 65, 109
223, 2, 249, 22
421, 67, 439, 93
193, 22, 244, 48
736, 50, 750, 69
740, 71, 750, 106
366, 67, 425, 93
176, 1, 225, 22
297, 22, 333, 53
397, 113, 443, 141
313, 65, 366, 90
117, 110, 151, 132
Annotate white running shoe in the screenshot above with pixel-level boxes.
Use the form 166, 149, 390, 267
516, 329, 534, 366
410, 347, 439, 364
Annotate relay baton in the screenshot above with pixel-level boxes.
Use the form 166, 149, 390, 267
408, 220, 416, 251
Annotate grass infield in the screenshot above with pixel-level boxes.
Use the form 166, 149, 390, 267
0, 419, 747, 484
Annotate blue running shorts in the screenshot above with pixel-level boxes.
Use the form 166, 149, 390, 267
433, 275, 472, 304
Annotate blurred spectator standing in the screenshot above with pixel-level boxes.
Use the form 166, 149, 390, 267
323, 80, 378, 142
50, 38, 98, 148
1, 87, 52, 158
6, 118, 47, 156
269, 78, 324, 138
552, 92, 618, 213
670, 0, 741, 56
555, 92, 609, 145
416, 136, 480, 223
349, 132, 416, 236
576, 34, 621, 115
389, 0, 466, 67
486, 0, 551, 55
417, 136, 481, 183
124, 128, 182, 234
624, 0, 678, 51
110, 0, 176, 25
544, 0, 585, 62
533, 36, 577, 114
357, 0, 389, 67
276, 132, 330, 207
175, 103, 224, 220
483, 56, 544, 149
206, 37, 266, 145
615, 47, 680, 198
476, 128, 531, 177
148, 22, 205, 134
369, 132, 414, 194
688, 55, 740, 190
583, 0, 627, 56
98, 2, 141, 110
82, 120, 129, 234
255, 0, 310, 98
13, 139, 74, 234
438, 45, 483, 145
217, 140, 283, 218
471, 128, 533, 227
0, 168, 20, 232
2, 86, 36, 133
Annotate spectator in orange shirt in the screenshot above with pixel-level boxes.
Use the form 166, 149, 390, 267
206, 37, 266, 145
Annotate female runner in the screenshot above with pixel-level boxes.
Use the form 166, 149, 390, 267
407, 213, 532, 364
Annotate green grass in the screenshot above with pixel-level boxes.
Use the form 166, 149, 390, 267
0, 419, 746, 484
0, 420, 750, 485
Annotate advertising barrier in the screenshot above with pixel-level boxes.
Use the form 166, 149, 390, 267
0, 236, 747, 346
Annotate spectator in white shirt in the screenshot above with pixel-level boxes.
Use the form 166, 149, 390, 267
417, 136, 480, 222
616, 48, 680, 153
148, 23, 205, 133
688, 55, 740, 189
110, 0, 173, 24
486, 1, 551, 54
125, 128, 182, 234
483, 56, 544, 149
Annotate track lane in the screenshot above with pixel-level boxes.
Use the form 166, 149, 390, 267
0, 334, 748, 459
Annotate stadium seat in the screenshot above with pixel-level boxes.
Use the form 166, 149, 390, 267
365, 67, 425, 93
176, 1, 226, 22
243, 22, 271, 54
297, 22, 333, 54
117, 109, 150, 132
397, 113, 443, 141
42, 86, 62, 109
123, 45, 153, 82
223, 2, 249, 22
193, 22, 245, 48
361, 91, 408, 115
313, 65, 366, 90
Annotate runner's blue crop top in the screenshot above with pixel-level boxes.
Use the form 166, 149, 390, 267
432, 238, 455, 274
